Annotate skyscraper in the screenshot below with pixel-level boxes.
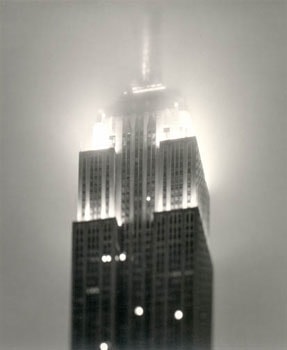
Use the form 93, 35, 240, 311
71, 8, 212, 350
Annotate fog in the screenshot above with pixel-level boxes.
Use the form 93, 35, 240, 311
0, 1, 286, 349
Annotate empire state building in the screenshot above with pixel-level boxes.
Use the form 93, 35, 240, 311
71, 9, 212, 350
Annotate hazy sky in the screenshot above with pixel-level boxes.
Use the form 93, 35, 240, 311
0, 1, 286, 350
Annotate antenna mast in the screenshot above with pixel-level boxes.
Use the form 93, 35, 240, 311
141, 6, 161, 85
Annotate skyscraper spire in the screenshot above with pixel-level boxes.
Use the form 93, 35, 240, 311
141, 5, 161, 85
141, 13, 151, 83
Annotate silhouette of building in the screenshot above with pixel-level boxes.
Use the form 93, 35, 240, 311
71, 8, 212, 350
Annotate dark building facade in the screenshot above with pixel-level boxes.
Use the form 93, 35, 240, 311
71, 10, 212, 350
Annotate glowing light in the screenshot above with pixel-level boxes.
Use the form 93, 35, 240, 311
146, 196, 151, 202
156, 109, 196, 147
134, 306, 144, 316
132, 84, 166, 94
93, 122, 111, 150
174, 310, 183, 320
86, 287, 100, 295
92, 111, 120, 151
141, 14, 151, 82
101, 255, 112, 263
84, 202, 91, 221
115, 209, 122, 227
99, 342, 108, 350
119, 253, 126, 262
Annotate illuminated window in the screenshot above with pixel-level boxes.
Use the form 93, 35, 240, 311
119, 253, 126, 262
174, 310, 183, 320
99, 343, 108, 350
101, 255, 112, 263
134, 306, 144, 316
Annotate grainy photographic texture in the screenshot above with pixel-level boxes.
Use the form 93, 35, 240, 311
0, 1, 286, 350
71, 5, 212, 347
